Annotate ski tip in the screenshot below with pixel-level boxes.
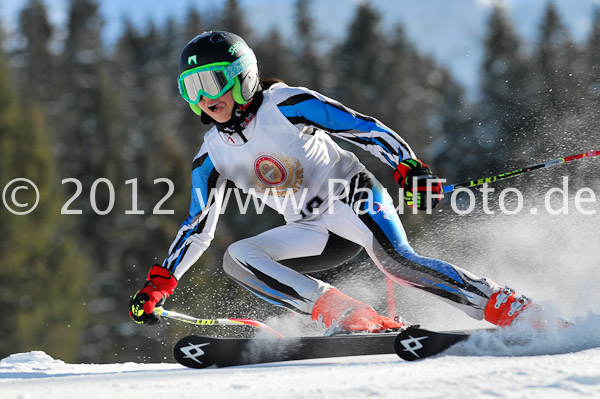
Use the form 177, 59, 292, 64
394, 326, 471, 361
173, 335, 218, 369
394, 327, 432, 361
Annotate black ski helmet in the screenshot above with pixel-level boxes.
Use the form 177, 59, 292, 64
178, 31, 259, 116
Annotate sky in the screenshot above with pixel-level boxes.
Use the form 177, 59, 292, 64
0, 0, 599, 98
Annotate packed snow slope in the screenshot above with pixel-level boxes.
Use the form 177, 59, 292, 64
3, 166, 599, 399
2, 313, 600, 399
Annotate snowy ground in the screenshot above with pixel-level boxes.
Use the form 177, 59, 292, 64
3, 199, 600, 398
3, 313, 600, 399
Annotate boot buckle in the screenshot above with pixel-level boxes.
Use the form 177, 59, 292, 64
494, 287, 515, 309
507, 295, 530, 317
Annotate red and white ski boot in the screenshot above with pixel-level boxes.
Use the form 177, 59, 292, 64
484, 286, 534, 327
485, 286, 571, 330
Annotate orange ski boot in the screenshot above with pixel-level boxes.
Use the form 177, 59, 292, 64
312, 288, 404, 333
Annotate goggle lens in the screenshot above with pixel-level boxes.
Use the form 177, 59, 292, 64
178, 51, 256, 104
182, 70, 229, 103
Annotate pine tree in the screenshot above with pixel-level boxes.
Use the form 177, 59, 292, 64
14, 0, 56, 105
0, 43, 90, 362
431, 75, 477, 183
254, 28, 298, 84
294, 0, 323, 90
579, 7, 600, 185
377, 26, 452, 156
218, 0, 253, 40
332, 2, 384, 115
51, 0, 151, 362
95, 16, 194, 361
532, 2, 591, 154
479, 6, 535, 168
536, 2, 580, 114
587, 8, 600, 103
183, 7, 205, 42
54, 0, 106, 182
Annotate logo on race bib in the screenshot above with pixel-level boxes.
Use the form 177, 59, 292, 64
255, 155, 287, 186
253, 154, 303, 197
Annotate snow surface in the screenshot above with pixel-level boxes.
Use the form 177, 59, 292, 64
2, 313, 600, 399
2, 179, 599, 399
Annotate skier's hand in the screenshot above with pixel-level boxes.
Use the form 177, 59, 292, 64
394, 158, 443, 210
129, 265, 178, 325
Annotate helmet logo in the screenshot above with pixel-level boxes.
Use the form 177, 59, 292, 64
229, 41, 246, 55
188, 55, 198, 66
210, 32, 227, 43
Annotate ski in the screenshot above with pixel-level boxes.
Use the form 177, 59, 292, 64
173, 332, 399, 368
394, 326, 496, 361
173, 327, 499, 367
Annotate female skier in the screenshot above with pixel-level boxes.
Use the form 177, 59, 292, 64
129, 31, 533, 333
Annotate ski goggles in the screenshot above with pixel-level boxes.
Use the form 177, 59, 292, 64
178, 51, 257, 104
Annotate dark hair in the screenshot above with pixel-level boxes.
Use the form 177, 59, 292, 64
259, 77, 284, 90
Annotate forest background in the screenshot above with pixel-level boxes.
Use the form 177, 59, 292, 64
0, 0, 599, 363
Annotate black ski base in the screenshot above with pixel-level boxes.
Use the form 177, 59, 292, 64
174, 332, 399, 368
394, 326, 495, 361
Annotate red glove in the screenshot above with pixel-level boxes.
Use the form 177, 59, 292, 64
394, 158, 443, 210
129, 265, 178, 325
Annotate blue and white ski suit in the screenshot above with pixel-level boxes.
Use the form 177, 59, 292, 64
162, 83, 498, 319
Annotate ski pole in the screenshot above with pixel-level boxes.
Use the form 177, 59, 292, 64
442, 150, 600, 194
155, 307, 285, 337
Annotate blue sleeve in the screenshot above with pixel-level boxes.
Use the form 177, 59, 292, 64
163, 151, 225, 276
188, 152, 220, 218
276, 90, 415, 168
